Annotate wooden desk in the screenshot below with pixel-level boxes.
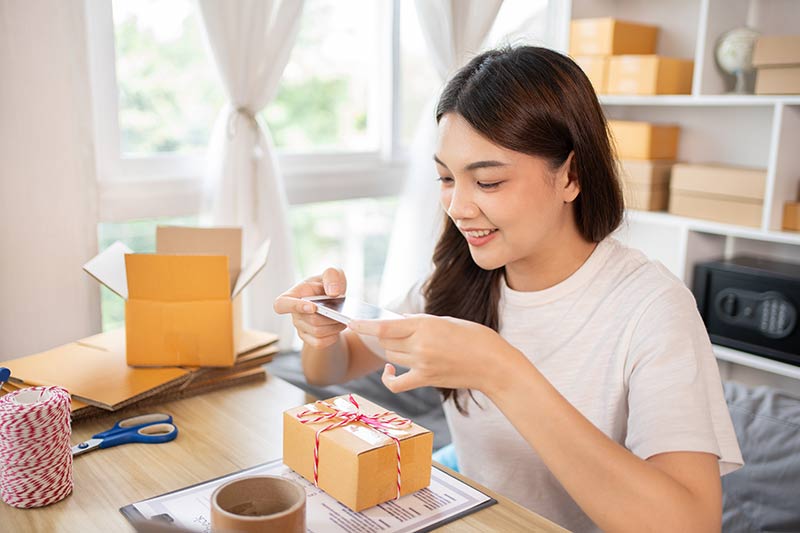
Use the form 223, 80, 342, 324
2, 375, 567, 532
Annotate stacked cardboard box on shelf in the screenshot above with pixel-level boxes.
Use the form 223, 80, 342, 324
570, 18, 693, 95
609, 120, 679, 211
668, 163, 767, 227
752, 35, 800, 95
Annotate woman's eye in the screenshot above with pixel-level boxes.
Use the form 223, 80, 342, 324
477, 181, 502, 190
437, 176, 454, 185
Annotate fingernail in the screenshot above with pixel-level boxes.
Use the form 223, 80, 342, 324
303, 303, 314, 312
326, 283, 339, 295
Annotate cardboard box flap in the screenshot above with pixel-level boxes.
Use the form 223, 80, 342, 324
83, 241, 134, 299
4, 335, 190, 410
232, 239, 270, 298
156, 226, 242, 291
752, 35, 800, 67
125, 254, 231, 301
285, 394, 431, 456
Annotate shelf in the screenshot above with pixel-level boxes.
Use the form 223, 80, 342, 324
714, 345, 800, 380
599, 95, 800, 106
625, 210, 800, 246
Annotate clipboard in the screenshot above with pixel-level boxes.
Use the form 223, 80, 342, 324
121, 459, 497, 533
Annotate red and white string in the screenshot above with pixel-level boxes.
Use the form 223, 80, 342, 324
296, 394, 411, 499
0, 386, 73, 508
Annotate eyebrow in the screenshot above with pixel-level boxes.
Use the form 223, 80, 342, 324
433, 155, 509, 172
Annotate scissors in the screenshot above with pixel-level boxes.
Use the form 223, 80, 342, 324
72, 413, 178, 456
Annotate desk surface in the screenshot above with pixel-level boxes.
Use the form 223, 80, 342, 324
2, 374, 567, 532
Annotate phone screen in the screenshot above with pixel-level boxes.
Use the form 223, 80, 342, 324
310, 297, 401, 322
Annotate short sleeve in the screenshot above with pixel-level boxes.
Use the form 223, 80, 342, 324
624, 282, 743, 475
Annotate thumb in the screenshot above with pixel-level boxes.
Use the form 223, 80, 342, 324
321, 267, 347, 296
381, 364, 419, 393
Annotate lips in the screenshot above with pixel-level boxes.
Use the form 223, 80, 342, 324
462, 228, 498, 247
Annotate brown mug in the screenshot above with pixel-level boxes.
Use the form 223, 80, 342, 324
210, 475, 306, 533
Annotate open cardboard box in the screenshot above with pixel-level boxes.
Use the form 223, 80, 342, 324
83, 226, 270, 367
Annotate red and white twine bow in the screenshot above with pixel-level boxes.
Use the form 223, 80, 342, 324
296, 394, 412, 499
0, 386, 73, 508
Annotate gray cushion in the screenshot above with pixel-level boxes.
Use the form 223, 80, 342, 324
722, 381, 800, 533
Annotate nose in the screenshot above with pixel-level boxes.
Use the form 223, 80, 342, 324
443, 183, 479, 220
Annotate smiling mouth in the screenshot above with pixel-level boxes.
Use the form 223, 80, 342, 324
463, 229, 498, 238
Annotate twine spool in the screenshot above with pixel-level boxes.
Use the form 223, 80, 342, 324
0, 386, 73, 508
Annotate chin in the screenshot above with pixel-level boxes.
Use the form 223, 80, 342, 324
468, 250, 506, 271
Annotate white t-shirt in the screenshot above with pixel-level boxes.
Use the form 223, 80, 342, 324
371, 237, 743, 532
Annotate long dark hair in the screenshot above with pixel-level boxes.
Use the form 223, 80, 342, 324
424, 46, 623, 414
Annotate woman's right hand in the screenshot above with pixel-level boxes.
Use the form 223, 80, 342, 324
273, 267, 348, 349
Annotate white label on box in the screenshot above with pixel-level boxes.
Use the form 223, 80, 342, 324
343, 424, 393, 446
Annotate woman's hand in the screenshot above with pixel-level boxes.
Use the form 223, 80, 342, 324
349, 314, 518, 394
273, 268, 348, 349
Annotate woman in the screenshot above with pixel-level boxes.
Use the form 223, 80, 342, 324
274, 46, 742, 532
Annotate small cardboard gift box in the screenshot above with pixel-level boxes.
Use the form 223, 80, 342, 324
569, 18, 658, 56
283, 394, 433, 512
607, 55, 694, 95
83, 226, 270, 367
609, 120, 680, 160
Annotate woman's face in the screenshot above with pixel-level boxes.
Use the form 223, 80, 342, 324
435, 112, 580, 273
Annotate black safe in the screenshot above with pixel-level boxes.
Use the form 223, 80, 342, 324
692, 256, 800, 366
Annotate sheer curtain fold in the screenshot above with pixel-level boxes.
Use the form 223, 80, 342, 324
379, 0, 502, 305
198, 0, 305, 347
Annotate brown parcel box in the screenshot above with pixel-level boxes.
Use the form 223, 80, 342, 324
573, 55, 609, 94
784, 202, 800, 231
752, 35, 800, 94
607, 55, 694, 95
618, 159, 674, 211
83, 227, 270, 367
609, 120, 680, 160
569, 18, 658, 56
283, 394, 433, 512
669, 164, 767, 228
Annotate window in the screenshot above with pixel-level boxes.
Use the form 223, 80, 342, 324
113, 0, 223, 155
88, 1, 558, 329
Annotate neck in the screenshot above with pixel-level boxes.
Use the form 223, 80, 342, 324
504, 225, 598, 293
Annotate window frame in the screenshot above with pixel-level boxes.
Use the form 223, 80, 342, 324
84, 0, 405, 223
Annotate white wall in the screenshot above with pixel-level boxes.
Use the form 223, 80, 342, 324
0, 1, 100, 361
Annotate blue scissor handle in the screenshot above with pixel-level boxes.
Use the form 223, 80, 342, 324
93, 413, 173, 439
98, 423, 178, 449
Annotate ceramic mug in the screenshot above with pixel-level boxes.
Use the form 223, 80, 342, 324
210, 475, 306, 533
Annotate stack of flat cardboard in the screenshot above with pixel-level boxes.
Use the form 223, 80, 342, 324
0, 328, 278, 422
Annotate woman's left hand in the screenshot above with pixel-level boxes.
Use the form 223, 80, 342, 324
348, 314, 515, 394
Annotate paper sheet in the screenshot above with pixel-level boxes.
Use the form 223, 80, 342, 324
121, 459, 495, 533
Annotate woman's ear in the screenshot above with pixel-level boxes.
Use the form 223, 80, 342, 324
560, 151, 580, 203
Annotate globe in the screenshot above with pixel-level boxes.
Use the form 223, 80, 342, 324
715, 27, 761, 94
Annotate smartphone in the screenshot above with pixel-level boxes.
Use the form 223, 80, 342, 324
302, 296, 402, 325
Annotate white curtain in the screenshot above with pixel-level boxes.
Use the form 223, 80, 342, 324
379, 0, 502, 305
0, 0, 100, 361
198, 0, 304, 348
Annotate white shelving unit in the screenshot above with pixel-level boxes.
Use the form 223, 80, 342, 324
567, 0, 800, 394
